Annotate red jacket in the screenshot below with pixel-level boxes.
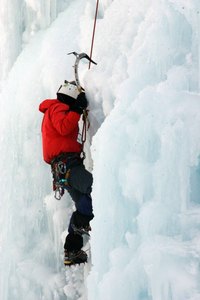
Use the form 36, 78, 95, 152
39, 99, 82, 164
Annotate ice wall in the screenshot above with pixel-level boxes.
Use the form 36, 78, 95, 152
0, 0, 90, 299
0, 0, 70, 83
84, 1, 200, 300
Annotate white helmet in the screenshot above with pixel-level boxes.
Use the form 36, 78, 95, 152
57, 81, 80, 100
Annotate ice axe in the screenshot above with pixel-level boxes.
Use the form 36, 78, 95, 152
68, 52, 97, 92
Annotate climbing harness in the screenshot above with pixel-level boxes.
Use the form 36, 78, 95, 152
51, 153, 82, 200
89, 0, 100, 69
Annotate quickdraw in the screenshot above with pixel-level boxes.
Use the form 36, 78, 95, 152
81, 109, 90, 143
52, 161, 70, 200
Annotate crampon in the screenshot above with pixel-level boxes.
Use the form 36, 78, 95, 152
64, 249, 88, 266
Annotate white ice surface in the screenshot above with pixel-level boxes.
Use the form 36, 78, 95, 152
0, 0, 200, 299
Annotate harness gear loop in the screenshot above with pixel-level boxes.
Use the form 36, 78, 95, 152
89, 0, 100, 69
51, 153, 82, 200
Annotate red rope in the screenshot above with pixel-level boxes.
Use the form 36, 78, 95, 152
89, 0, 99, 69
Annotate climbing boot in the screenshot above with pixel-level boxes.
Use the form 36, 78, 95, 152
64, 249, 87, 266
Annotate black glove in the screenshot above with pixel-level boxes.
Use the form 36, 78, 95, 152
70, 92, 88, 114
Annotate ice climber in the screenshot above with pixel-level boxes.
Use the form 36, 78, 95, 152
39, 81, 94, 265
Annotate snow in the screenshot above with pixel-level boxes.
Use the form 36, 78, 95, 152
0, 0, 200, 299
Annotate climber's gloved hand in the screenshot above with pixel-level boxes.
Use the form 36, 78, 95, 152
70, 92, 88, 114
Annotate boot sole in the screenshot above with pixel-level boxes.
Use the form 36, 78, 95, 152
64, 259, 87, 266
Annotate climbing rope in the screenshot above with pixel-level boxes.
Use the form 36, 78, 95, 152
89, 0, 99, 69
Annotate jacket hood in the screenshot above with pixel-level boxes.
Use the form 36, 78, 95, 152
39, 99, 59, 113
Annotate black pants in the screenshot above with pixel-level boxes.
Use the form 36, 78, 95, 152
64, 162, 94, 251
